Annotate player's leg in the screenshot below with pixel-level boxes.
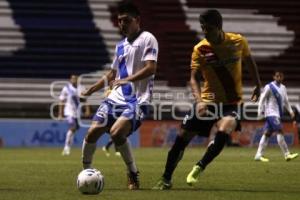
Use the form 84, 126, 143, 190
187, 115, 236, 186
153, 104, 206, 190
110, 116, 139, 189
254, 130, 271, 162
275, 130, 299, 161
153, 129, 196, 190
270, 117, 298, 160
82, 121, 109, 169
62, 117, 79, 155
82, 100, 113, 168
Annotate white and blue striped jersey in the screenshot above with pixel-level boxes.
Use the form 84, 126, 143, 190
258, 81, 293, 118
107, 31, 158, 105
59, 83, 85, 118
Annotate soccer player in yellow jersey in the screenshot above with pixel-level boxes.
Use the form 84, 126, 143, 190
153, 9, 262, 190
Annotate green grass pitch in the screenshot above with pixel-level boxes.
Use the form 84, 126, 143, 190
0, 147, 299, 200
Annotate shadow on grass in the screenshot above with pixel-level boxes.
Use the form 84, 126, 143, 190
106, 187, 300, 194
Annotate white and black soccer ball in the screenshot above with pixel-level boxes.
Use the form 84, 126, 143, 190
77, 168, 104, 194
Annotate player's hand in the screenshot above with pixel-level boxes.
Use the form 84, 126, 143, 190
290, 112, 295, 120
251, 86, 261, 102
196, 102, 207, 116
112, 79, 130, 88
81, 90, 92, 97
257, 112, 264, 120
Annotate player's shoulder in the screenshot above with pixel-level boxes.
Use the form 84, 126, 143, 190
225, 33, 248, 46
116, 38, 126, 47
62, 83, 70, 90
225, 32, 246, 41
141, 31, 155, 37
281, 83, 287, 90
193, 39, 210, 52
139, 31, 157, 42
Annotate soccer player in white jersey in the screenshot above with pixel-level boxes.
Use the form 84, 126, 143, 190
58, 74, 91, 156
80, 2, 158, 190
254, 71, 298, 162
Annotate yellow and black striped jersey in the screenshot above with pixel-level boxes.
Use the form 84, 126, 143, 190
191, 32, 250, 104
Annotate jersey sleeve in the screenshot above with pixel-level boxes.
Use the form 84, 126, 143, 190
59, 86, 68, 101
190, 45, 201, 70
283, 86, 293, 114
142, 34, 158, 62
241, 36, 251, 58
257, 85, 270, 115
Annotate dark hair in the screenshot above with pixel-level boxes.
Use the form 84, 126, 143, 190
199, 9, 223, 29
273, 70, 284, 75
117, 1, 140, 17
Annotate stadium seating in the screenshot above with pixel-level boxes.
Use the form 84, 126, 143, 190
184, 0, 300, 86
0, 0, 299, 118
0, 0, 113, 78
126, 0, 300, 86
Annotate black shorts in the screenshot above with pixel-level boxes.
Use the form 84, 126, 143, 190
181, 103, 242, 137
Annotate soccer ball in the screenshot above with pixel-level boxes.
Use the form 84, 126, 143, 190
77, 168, 104, 194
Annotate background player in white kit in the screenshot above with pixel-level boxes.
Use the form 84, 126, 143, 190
254, 71, 298, 162
58, 74, 91, 156
81, 2, 158, 190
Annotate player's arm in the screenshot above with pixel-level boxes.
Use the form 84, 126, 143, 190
190, 68, 202, 103
257, 85, 269, 117
243, 55, 262, 102
190, 68, 207, 115
283, 87, 295, 121
58, 100, 65, 119
113, 60, 156, 87
190, 44, 207, 114
82, 69, 116, 96
241, 36, 262, 102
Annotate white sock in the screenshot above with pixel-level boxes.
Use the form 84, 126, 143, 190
116, 139, 138, 173
255, 134, 269, 159
82, 140, 97, 169
64, 130, 75, 149
277, 134, 290, 157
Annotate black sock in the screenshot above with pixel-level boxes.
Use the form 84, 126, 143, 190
197, 131, 228, 170
163, 136, 190, 181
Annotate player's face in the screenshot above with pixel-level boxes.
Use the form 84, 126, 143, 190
200, 23, 222, 44
118, 14, 140, 37
70, 75, 78, 87
273, 72, 284, 83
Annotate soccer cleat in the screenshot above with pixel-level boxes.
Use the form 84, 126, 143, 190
127, 171, 140, 190
102, 146, 110, 157
115, 152, 121, 157
285, 153, 298, 161
61, 147, 70, 156
186, 165, 203, 186
152, 177, 172, 190
254, 156, 269, 162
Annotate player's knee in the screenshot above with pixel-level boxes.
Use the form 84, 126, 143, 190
218, 118, 236, 134
178, 129, 193, 141
70, 127, 77, 132
85, 128, 99, 143
264, 132, 272, 137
